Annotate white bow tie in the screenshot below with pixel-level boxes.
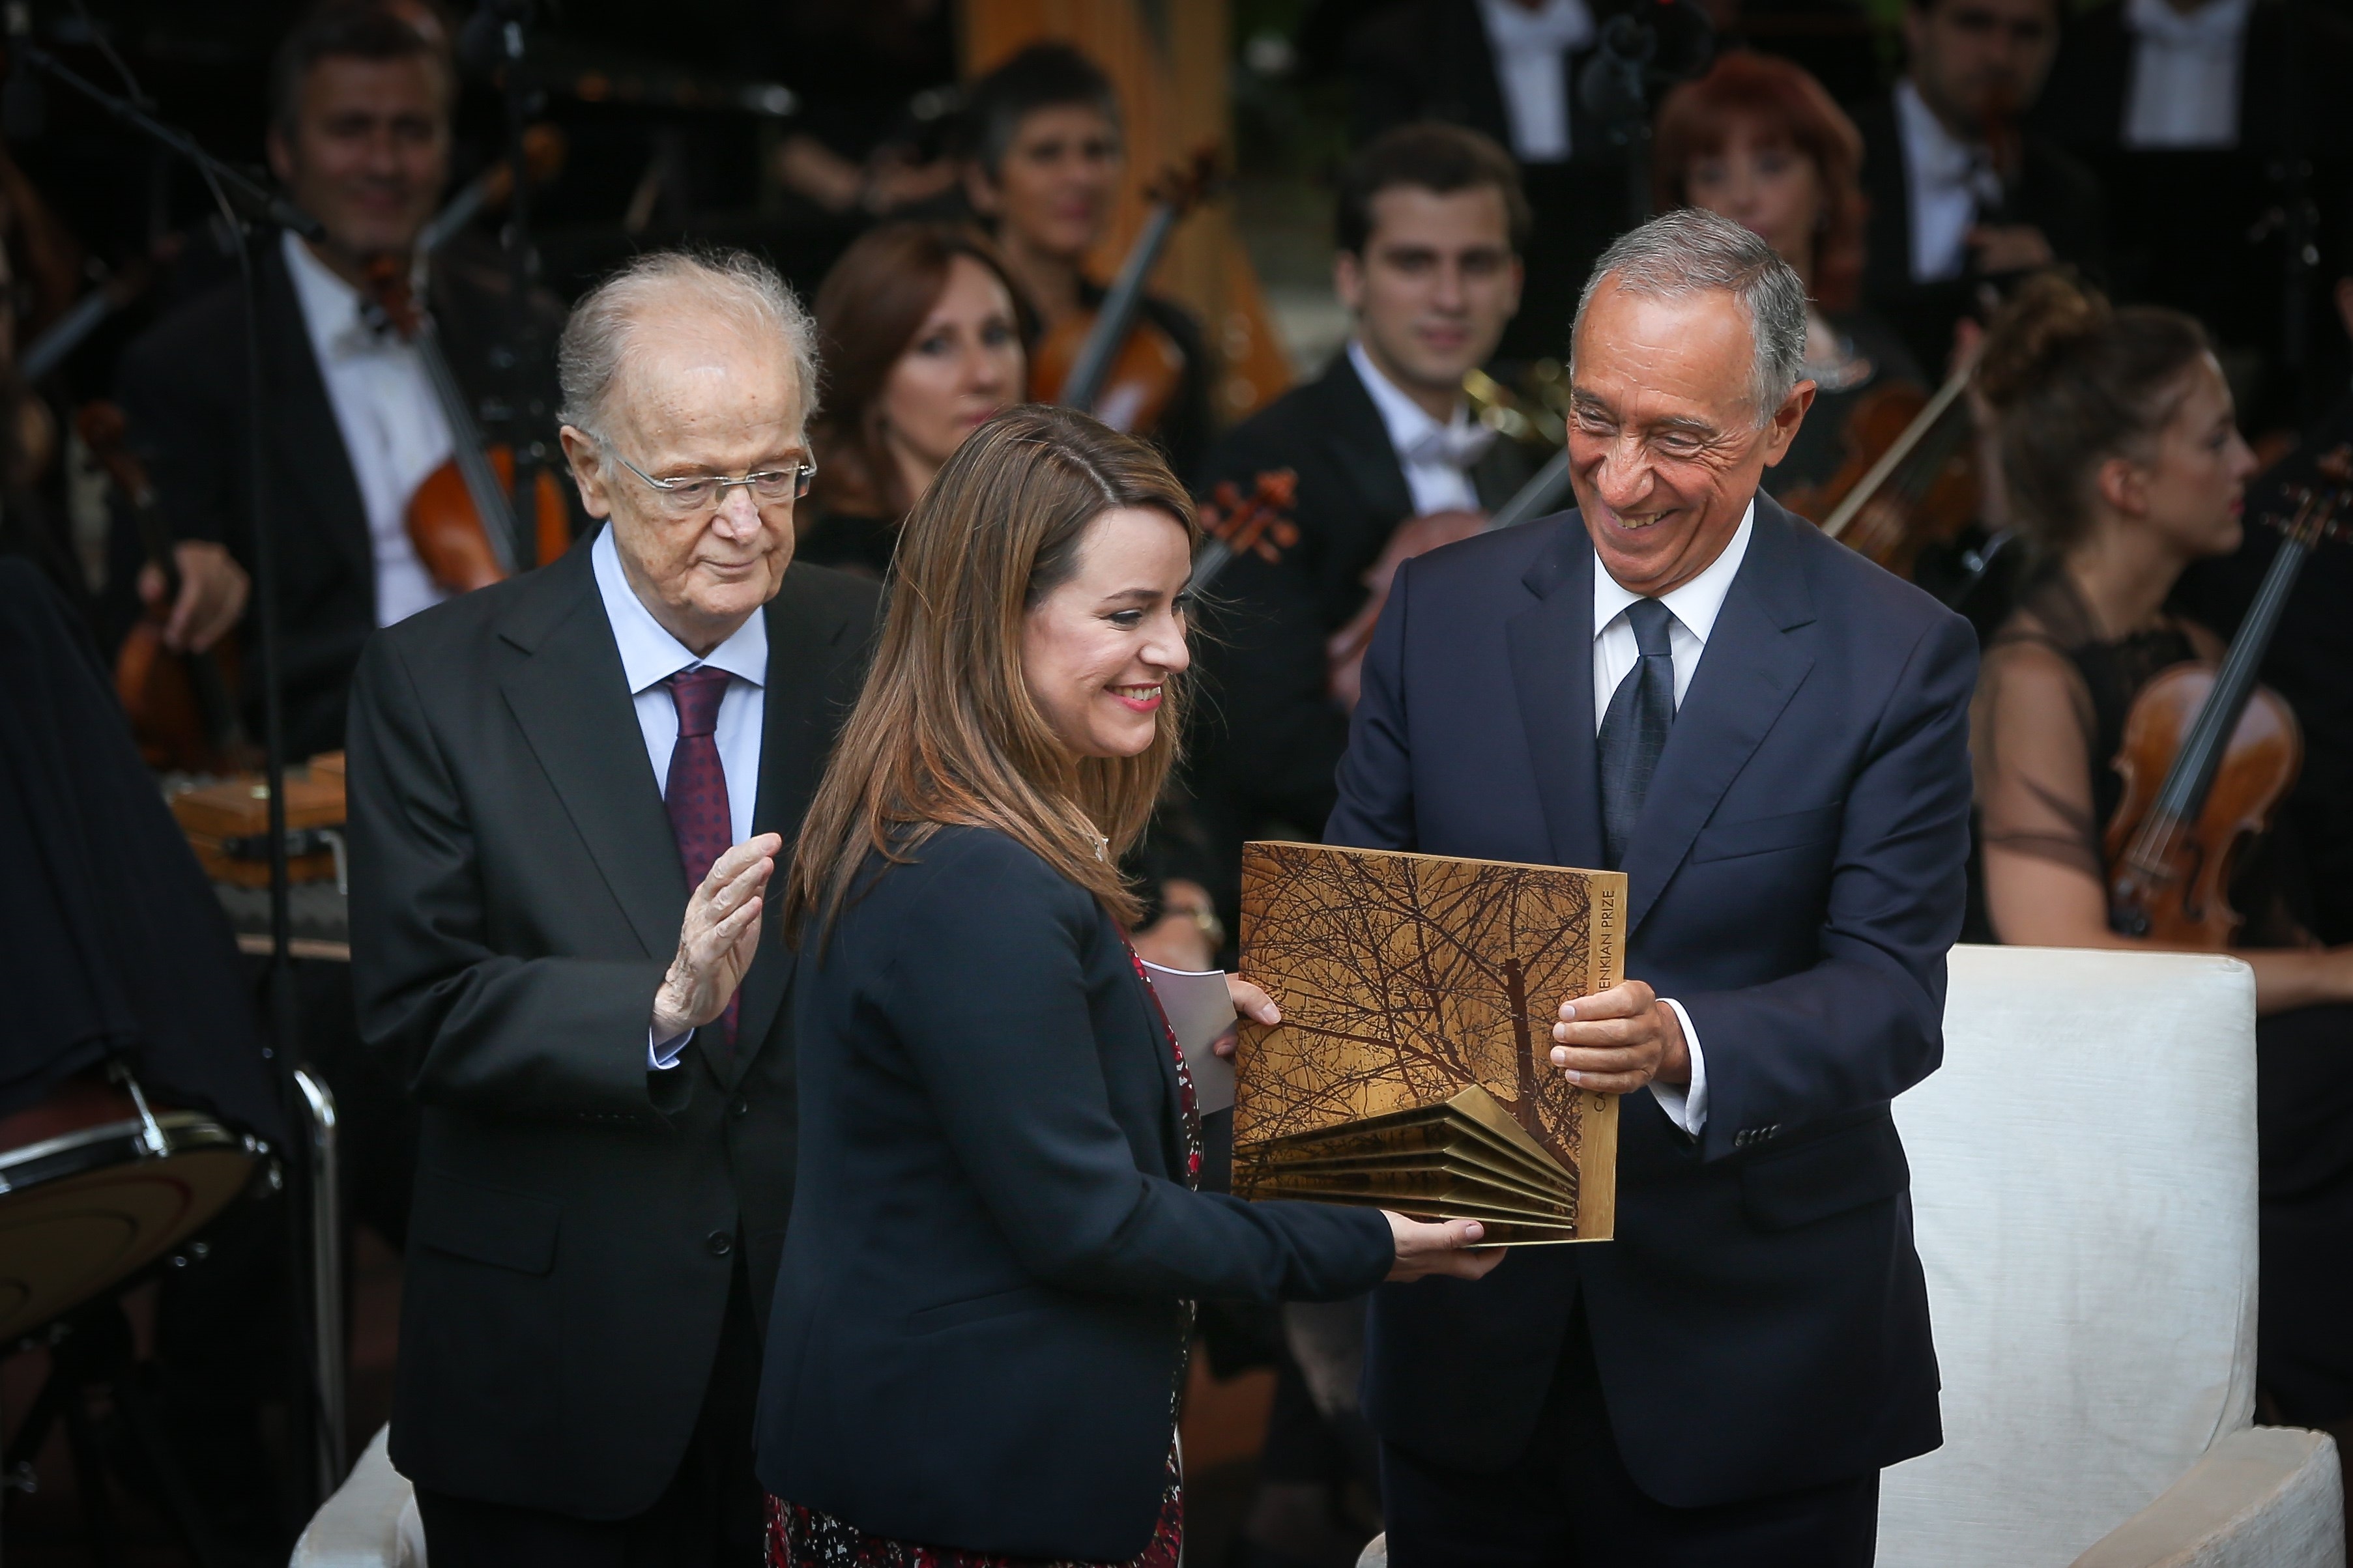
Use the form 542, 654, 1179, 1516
1405, 421, 1498, 471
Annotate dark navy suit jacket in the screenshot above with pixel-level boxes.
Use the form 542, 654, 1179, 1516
1329, 494, 1975, 1507
757, 827, 1396, 1560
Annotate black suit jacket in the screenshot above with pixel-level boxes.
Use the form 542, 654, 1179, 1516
347, 540, 879, 1517
2029, 1, 2353, 386
1330, 496, 1974, 1505
1855, 92, 2106, 375
116, 236, 568, 758
757, 825, 1394, 1561
1191, 353, 1534, 881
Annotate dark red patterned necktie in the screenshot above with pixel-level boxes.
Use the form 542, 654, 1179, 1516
665, 666, 738, 1057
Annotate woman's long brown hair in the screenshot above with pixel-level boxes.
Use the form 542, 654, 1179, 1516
785, 404, 1199, 941
807, 221, 1035, 522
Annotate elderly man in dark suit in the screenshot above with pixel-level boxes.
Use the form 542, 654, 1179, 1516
1336, 207, 1974, 1563
347, 248, 878, 1565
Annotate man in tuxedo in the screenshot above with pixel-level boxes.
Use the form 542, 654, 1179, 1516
1191, 122, 1533, 915
117, 0, 565, 760
1854, 0, 2103, 373
1347, 0, 1641, 363
1336, 207, 1974, 1563
2031, 0, 2353, 426
347, 249, 878, 1564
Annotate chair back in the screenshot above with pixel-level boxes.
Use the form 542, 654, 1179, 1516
1877, 944, 2260, 1566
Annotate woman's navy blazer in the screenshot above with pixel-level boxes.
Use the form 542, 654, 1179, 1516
756, 825, 1394, 1561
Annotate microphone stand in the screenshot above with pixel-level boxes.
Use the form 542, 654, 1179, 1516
477, 0, 547, 567
13, 36, 341, 1510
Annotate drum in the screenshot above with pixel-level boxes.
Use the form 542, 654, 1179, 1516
0, 1072, 262, 1343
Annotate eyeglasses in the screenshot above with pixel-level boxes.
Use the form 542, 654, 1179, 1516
605, 446, 815, 517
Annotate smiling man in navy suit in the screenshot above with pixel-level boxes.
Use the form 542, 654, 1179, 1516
1331, 207, 1976, 1565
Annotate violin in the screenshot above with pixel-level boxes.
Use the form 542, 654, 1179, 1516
360, 256, 570, 592
85, 402, 251, 773
1781, 361, 1981, 580
2105, 451, 2352, 947
1032, 148, 1217, 436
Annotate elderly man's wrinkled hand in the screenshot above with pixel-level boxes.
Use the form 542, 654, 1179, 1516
651, 833, 781, 1040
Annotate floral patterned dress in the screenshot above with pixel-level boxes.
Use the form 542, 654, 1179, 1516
764, 944, 1204, 1568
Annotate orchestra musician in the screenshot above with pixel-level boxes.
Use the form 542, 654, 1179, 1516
113, 0, 567, 761
1968, 273, 2353, 1455
2030, 0, 2353, 427
1345, 0, 1638, 365
1853, 0, 2103, 375
347, 248, 878, 1564
955, 43, 1213, 482
1655, 51, 1925, 500
795, 221, 1032, 578
1188, 122, 1535, 915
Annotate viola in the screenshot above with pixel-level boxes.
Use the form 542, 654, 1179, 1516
1032, 148, 1217, 437
2105, 451, 2353, 947
83, 402, 251, 773
360, 256, 570, 592
1781, 359, 1980, 581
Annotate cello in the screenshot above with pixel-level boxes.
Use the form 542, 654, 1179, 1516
360, 257, 571, 592
2105, 451, 2352, 946
1033, 148, 1217, 436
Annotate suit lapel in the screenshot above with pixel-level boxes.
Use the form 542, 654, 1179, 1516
1506, 519, 1604, 868
725, 571, 854, 1082
261, 246, 377, 592
498, 546, 687, 961
1318, 354, 1415, 526
1618, 502, 1818, 934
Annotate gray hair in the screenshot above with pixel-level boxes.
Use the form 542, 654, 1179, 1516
556, 247, 820, 440
1572, 208, 1809, 425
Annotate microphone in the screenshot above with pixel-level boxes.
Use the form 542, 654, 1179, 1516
3, 2, 44, 141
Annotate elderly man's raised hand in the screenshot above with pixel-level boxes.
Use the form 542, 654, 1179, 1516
651, 833, 782, 1041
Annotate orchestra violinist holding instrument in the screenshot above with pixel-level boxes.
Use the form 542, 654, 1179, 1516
113, 0, 570, 760
1967, 274, 2353, 1444
957, 43, 1215, 482
1187, 119, 1535, 945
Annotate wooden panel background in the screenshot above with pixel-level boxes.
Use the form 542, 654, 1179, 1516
958, 0, 1293, 423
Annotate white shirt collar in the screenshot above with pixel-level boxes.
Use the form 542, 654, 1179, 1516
281, 230, 379, 361
2126, 0, 2253, 47
1591, 500, 1755, 645
591, 524, 768, 694
1348, 338, 1484, 464
1893, 78, 1984, 192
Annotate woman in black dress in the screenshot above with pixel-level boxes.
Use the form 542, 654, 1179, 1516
757, 406, 1497, 1567
796, 221, 1031, 577
1970, 274, 2353, 1440
1654, 51, 1923, 500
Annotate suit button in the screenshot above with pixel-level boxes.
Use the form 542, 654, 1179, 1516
730, 1096, 749, 1119
707, 1230, 734, 1257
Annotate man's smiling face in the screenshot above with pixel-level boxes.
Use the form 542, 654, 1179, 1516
1566, 279, 1812, 595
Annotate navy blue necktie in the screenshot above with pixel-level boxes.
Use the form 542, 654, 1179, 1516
1598, 599, 1676, 870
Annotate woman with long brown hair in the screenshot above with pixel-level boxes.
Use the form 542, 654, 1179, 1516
1970, 273, 2353, 1444
754, 406, 1495, 1567
796, 220, 1032, 577
1655, 51, 1922, 499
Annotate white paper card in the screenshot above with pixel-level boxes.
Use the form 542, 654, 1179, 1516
1141, 962, 1237, 1114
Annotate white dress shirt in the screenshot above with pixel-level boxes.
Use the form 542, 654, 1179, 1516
1892, 78, 2003, 284
280, 232, 455, 628
1350, 339, 1494, 517
1588, 500, 1755, 1135
1477, 0, 1595, 163
592, 525, 768, 1069
2122, 0, 2251, 149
